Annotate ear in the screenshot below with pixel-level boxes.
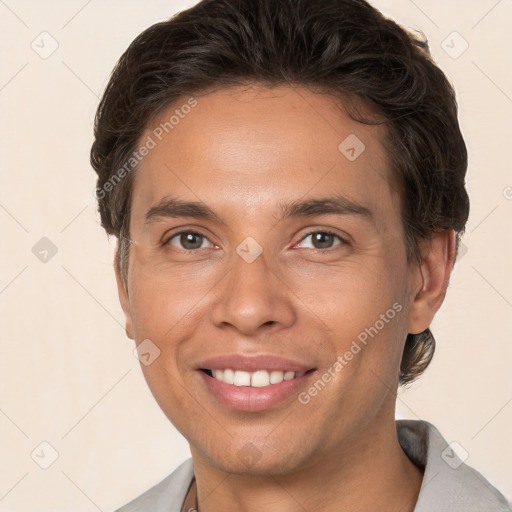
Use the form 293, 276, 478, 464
407, 230, 456, 335
114, 243, 134, 340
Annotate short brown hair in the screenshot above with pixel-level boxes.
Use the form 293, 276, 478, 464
90, 0, 470, 384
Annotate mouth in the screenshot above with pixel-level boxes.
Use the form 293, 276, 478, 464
200, 368, 314, 387
195, 355, 317, 412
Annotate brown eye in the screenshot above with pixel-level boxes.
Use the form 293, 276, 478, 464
167, 231, 210, 250
297, 231, 345, 250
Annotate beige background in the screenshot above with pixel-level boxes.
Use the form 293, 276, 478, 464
1, 1, 511, 510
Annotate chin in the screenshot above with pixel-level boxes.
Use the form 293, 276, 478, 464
197, 439, 313, 478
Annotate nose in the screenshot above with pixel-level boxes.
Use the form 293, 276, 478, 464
210, 248, 296, 336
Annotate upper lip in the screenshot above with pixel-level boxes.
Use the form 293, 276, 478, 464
195, 354, 316, 373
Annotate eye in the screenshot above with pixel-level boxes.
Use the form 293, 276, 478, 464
296, 230, 346, 250
165, 231, 214, 251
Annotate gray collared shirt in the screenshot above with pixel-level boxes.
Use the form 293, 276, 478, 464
114, 420, 510, 511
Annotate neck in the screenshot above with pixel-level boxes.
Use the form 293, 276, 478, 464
187, 418, 423, 512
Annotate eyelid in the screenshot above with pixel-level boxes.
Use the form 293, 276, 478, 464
294, 229, 349, 249
163, 229, 216, 249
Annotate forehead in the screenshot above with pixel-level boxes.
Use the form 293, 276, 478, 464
131, 85, 396, 229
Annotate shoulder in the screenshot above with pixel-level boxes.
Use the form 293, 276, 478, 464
396, 419, 510, 511
113, 458, 195, 512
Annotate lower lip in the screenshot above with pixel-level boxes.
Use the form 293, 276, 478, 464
198, 370, 315, 412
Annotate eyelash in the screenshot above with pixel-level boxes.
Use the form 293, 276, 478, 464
162, 229, 348, 252
297, 230, 348, 251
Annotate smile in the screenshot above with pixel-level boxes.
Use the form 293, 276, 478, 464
202, 369, 308, 387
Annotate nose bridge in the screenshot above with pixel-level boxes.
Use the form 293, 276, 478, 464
210, 244, 295, 334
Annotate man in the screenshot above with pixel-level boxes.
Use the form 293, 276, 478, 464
91, 0, 510, 510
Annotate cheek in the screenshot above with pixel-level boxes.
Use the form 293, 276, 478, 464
127, 259, 214, 342
307, 256, 409, 385
298, 257, 404, 331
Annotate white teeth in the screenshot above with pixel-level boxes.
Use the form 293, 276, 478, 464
251, 370, 270, 387
223, 368, 235, 385
233, 370, 251, 386
269, 370, 285, 384
209, 368, 303, 386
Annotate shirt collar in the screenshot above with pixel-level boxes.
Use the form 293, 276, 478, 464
397, 419, 509, 511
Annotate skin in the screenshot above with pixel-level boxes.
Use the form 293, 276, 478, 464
116, 84, 456, 512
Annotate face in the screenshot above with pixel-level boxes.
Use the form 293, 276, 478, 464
117, 85, 435, 476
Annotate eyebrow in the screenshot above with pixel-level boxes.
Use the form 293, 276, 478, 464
145, 197, 227, 225
144, 194, 374, 226
278, 195, 374, 224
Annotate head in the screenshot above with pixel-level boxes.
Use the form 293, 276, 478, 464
91, 0, 469, 475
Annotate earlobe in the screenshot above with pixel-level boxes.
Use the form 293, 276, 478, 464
114, 248, 135, 340
407, 231, 456, 335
